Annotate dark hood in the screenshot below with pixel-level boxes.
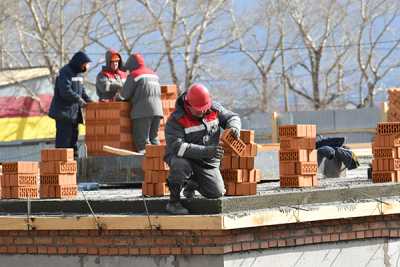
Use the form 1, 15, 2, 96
124, 53, 145, 72
103, 49, 124, 71
69, 51, 91, 74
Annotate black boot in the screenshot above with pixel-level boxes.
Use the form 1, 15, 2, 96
166, 181, 189, 215
183, 180, 198, 199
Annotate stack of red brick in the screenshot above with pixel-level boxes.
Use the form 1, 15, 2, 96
371, 122, 400, 183
40, 148, 78, 199
86, 102, 134, 156
387, 88, 400, 122
1, 161, 39, 199
221, 129, 260, 196
141, 144, 170, 196
279, 124, 318, 187
159, 85, 178, 144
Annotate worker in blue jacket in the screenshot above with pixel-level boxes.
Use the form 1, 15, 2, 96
48, 51, 93, 159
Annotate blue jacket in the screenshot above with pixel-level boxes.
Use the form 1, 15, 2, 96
48, 52, 92, 123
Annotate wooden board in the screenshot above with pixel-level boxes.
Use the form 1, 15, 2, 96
103, 145, 143, 156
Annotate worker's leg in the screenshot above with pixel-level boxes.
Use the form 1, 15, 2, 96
71, 122, 79, 158
149, 116, 161, 145
191, 164, 225, 199
165, 156, 193, 214
55, 119, 73, 148
132, 117, 151, 153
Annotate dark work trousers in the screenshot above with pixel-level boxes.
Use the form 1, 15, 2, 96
132, 116, 161, 152
166, 156, 225, 202
55, 120, 79, 158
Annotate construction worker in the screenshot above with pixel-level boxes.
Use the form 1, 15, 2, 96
164, 83, 241, 215
119, 53, 163, 153
95, 49, 127, 101
48, 51, 93, 159
317, 135, 360, 177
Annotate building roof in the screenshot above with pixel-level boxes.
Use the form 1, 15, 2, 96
0, 67, 50, 87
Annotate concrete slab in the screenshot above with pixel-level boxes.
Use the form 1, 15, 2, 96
1, 175, 399, 216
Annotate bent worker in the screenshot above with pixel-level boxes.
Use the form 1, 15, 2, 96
316, 135, 360, 177
48, 51, 93, 159
119, 53, 163, 153
164, 83, 241, 215
95, 49, 127, 101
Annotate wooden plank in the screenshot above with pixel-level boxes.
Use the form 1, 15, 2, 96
103, 145, 143, 156
0, 215, 223, 231
222, 199, 400, 229
0, 199, 398, 231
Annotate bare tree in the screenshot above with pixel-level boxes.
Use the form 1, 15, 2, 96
283, 0, 352, 110
230, 0, 284, 112
135, 0, 239, 92
353, 0, 400, 107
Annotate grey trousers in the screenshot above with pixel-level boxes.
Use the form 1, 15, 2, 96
166, 156, 225, 201
132, 116, 161, 152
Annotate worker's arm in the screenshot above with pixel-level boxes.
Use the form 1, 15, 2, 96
215, 102, 241, 136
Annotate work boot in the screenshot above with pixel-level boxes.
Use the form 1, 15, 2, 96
182, 180, 198, 199
166, 201, 189, 215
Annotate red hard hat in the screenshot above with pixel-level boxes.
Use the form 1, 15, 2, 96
186, 83, 212, 112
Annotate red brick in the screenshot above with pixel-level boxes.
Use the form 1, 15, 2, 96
221, 129, 246, 156
40, 161, 77, 175
5, 174, 38, 186
240, 130, 255, 144
40, 174, 76, 185
2, 162, 38, 174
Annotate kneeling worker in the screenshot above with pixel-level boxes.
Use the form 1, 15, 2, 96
164, 83, 241, 215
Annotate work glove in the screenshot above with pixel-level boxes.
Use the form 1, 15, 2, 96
229, 127, 240, 139
78, 97, 87, 107
204, 145, 224, 159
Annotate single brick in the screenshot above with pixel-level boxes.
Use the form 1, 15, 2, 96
154, 183, 169, 196
10, 186, 39, 199
40, 161, 77, 175
221, 169, 244, 183
280, 175, 316, 188
371, 171, 398, 183
2, 162, 38, 174
240, 130, 255, 144
224, 183, 236, 196
376, 122, 400, 135
4, 174, 38, 186
40, 174, 76, 185
372, 147, 400, 158
280, 137, 316, 150
221, 129, 246, 156
41, 149, 74, 162
220, 155, 232, 170
279, 150, 308, 162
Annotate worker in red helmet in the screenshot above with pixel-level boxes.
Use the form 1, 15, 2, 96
164, 83, 241, 215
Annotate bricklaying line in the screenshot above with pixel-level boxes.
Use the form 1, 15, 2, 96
142, 195, 154, 231
81, 191, 103, 231
26, 197, 32, 231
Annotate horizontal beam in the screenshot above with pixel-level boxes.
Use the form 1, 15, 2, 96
0, 198, 398, 231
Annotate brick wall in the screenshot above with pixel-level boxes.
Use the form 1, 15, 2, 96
0, 214, 399, 256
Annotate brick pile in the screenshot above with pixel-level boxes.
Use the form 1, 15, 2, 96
85, 102, 134, 156
1, 161, 39, 199
371, 122, 400, 183
387, 88, 400, 122
39, 148, 78, 199
141, 144, 170, 196
159, 85, 178, 144
221, 129, 261, 196
85, 85, 178, 155
279, 124, 318, 187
